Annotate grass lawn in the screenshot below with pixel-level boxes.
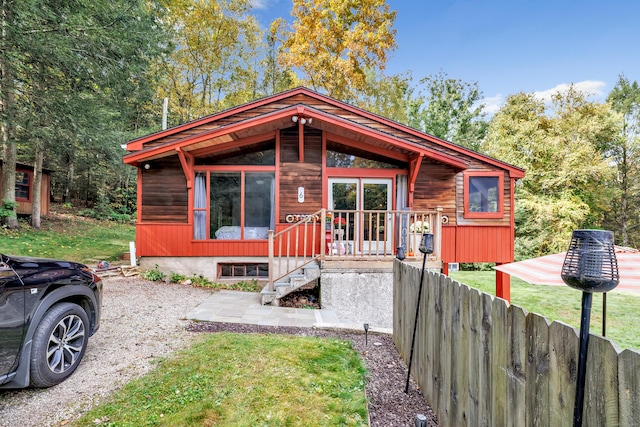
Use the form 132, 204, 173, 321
0, 214, 135, 264
450, 271, 640, 351
73, 333, 368, 427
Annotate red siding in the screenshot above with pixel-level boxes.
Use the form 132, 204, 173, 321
137, 223, 270, 257
441, 226, 456, 262
136, 223, 323, 257
441, 225, 513, 264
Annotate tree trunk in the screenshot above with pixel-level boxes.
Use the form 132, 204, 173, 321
0, 0, 18, 229
30, 147, 43, 228
63, 144, 75, 204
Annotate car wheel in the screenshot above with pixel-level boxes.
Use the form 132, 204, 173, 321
29, 302, 89, 388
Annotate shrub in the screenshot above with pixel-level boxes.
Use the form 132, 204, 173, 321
169, 272, 186, 283
143, 265, 166, 281
0, 199, 18, 219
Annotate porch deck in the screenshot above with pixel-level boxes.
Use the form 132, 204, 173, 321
267, 208, 443, 291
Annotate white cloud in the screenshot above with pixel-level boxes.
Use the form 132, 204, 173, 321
533, 80, 607, 104
481, 80, 607, 116
248, 0, 272, 9
482, 94, 505, 115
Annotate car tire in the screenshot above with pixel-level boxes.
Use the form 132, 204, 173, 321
29, 302, 89, 388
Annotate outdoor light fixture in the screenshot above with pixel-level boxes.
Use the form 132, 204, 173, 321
405, 232, 434, 393
143, 163, 151, 170
419, 233, 434, 255
414, 414, 427, 427
291, 115, 312, 125
363, 323, 369, 345
561, 229, 619, 427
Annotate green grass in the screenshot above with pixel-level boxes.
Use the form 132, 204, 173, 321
73, 333, 368, 427
0, 215, 135, 264
450, 271, 640, 351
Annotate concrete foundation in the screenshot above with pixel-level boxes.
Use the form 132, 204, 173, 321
139, 256, 269, 281
320, 266, 394, 330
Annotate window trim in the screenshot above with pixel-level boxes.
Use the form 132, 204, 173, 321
15, 169, 32, 202
193, 167, 275, 240
463, 170, 504, 219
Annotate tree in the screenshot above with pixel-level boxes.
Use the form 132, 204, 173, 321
604, 75, 640, 247
410, 71, 488, 151
157, 0, 263, 124
354, 70, 422, 125
0, 0, 22, 228
484, 87, 620, 258
260, 25, 298, 96
1, 0, 168, 227
275, 0, 397, 102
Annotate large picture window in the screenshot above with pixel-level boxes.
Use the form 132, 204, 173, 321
463, 171, 504, 218
193, 171, 274, 240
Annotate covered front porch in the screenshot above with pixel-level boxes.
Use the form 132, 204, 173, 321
263, 207, 443, 305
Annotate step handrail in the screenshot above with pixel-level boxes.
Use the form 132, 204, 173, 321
267, 207, 443, 292
268, 208, 325, 291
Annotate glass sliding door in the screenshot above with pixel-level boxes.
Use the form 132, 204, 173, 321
328, 178, 392, 254
362, 179, 393, 254
328, 179, 358, 254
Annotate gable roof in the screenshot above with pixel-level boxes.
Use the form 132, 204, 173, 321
123, 87, 524, 178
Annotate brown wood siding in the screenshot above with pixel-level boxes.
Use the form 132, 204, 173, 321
141, 156, 188, 223
278, 128, 323, 223
279, 126, 322, 163
455, 171, 511, 226
279, 162, 323, 223
413, 158, 457, 225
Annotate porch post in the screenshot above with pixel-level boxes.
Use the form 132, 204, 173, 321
268, 230, 275, 292
435, 206, 443, 260
495, 267, 511, 302
320, 208, 327, 261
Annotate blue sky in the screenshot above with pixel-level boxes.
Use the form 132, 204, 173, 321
252, 0, 639, 113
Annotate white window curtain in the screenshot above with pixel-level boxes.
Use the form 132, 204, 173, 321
269, 176, 275, 231
396, 175, 408, 251
194, 173, 207, 240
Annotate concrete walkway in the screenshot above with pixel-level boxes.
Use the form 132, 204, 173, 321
186, 290, 392, 333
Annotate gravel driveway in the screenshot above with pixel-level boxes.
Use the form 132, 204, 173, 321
0, 277, 436, 427
0, 277, 213, 427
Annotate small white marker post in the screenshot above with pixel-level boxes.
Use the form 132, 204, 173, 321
129, 241, 137, 266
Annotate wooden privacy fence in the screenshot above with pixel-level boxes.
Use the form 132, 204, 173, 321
393, 261, 640, 426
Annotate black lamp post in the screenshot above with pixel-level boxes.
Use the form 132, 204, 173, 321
405, 233, 434, 394
363, 323, 369, 345
560, 230, 619, 427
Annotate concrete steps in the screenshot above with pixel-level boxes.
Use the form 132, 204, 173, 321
261, 261, 320, 305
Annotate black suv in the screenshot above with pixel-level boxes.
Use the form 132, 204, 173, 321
0, 254, 102, 388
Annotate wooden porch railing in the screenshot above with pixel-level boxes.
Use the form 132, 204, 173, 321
267, 207, 443, 291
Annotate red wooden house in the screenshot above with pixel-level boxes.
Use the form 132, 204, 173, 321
0, 160, 51, 216
123, 87, 524, 303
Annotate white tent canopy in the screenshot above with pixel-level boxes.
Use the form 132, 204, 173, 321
494, 246, 640, 293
